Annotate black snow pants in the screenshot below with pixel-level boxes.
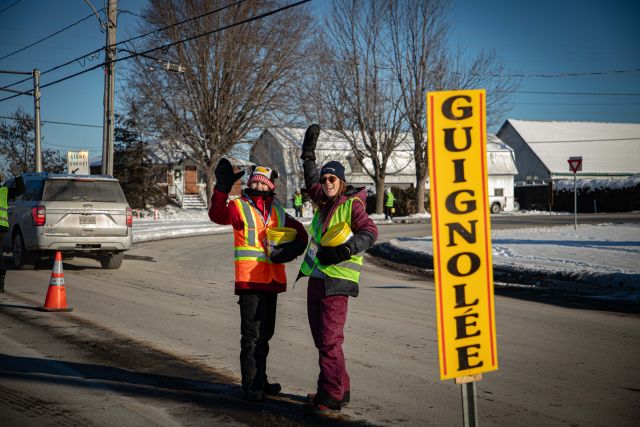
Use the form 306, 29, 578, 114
238, 291, 278, 392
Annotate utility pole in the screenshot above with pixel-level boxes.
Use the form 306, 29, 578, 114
0, 69, 41, 172
33, 69, 42, 172
101, 0, 117, 176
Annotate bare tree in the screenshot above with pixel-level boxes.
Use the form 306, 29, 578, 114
307, 0, 407, 213
0, 107, 65, 176
124, 0, 314, 205
387, 0, 519, 213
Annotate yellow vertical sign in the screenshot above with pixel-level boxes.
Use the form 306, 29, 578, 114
427, 90, 498, 380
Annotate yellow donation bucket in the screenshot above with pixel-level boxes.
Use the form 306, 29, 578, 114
320, 222, 353, 247
266, 227, 297, 254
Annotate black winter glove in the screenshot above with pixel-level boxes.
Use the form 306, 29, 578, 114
214, 158, 245, 193
270, 239, 307, 264
300, 124, 320, 162
316, 242, 352, 266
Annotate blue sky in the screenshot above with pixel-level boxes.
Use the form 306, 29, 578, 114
0, 0, 638, 158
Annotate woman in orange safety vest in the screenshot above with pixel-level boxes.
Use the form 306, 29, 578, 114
209, 159, 307, 402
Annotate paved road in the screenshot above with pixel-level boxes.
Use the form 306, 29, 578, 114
1, 215, 639, 426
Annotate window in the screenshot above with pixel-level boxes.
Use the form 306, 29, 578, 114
10, 177, 25, 201
23, 178, 45, 201
348, 155, 362, 173
494, 188, 504, 197
43, 179, 126, 202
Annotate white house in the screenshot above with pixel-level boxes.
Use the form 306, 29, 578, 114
252, 127, 518, 211
251, 127, 417, 207
485, 134, 519, 211
91, 141, 251, 208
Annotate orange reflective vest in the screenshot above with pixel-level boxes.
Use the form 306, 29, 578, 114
232, 196, 286, 285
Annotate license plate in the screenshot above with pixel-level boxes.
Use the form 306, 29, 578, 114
79, 216, 96, 224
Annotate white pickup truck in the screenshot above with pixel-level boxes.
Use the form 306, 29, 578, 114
489, 195, 507, 214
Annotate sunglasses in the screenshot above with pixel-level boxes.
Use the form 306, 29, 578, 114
320, 175, 338, 184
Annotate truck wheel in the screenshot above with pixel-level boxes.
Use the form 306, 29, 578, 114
490, 203, 502, 214
100, 252, 124, 269
13, 231, 38, 270
513, 201, 520, 211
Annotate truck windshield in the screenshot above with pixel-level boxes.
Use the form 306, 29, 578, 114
43, 180, 127, 203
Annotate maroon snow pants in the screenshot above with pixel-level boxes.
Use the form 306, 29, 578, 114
307, 277, 350, 401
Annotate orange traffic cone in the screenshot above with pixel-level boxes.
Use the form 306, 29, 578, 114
39, 251, 73, 312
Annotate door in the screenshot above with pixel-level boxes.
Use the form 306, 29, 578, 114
185, 167, 198, 194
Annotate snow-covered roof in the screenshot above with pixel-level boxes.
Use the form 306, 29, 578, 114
146, 140, 190, 164
267, 127, 415, 152
90, 140, 252, 168
485, 134, 518, 175
506, 119, 640, 175
263, 128, 516, 178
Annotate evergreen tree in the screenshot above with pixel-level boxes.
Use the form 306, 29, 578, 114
113, 106, 168, 209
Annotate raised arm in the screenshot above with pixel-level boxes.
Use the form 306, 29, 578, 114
300, 124, 324, 203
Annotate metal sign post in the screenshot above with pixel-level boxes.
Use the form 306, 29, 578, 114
462, 382, 477, 427
456, 374, 482, 426
568, 157, 583, 230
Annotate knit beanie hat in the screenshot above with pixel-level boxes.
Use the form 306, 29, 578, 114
247, 165, 278, 190
320, 161, 346, 182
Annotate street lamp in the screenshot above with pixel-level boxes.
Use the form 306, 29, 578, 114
163, 62, 185, 73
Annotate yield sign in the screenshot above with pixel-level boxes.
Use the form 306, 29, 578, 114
568, 156, 583, 173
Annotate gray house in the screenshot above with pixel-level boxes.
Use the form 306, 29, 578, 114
497, 119, 640, 184
496, 119, 640, 210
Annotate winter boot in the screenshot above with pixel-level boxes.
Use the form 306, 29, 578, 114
263, 377, 282, 395
306, 391, 349, 407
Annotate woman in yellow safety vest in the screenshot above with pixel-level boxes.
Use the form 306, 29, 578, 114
298, 124, 378, 414
209, 159, 308, 402
384, 187, 395, 220
293, 190, 303, 218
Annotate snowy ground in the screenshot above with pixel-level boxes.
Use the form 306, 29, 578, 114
132, 206, 640, 301
387, 223, 640, 302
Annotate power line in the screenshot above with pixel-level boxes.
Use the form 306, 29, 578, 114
527, 137, 640, 143
0, 115, 102, 128
514, 101, 640, 106
111, 0, 246, 50
0, 0, 246, 92
43, 141, 102, 149
0, 48, 104, 95
500, 89, 640, 96
446, 68, 640, 79
5, 0, 636, 105
0, 0, 20, 16
0, 9, 103, 62
3, 0, 637, 101
0, 0, 311, 103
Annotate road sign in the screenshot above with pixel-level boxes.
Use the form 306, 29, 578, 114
568, 156, 582, 173
67, 151, 89, 175
427, 89, 498, 380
